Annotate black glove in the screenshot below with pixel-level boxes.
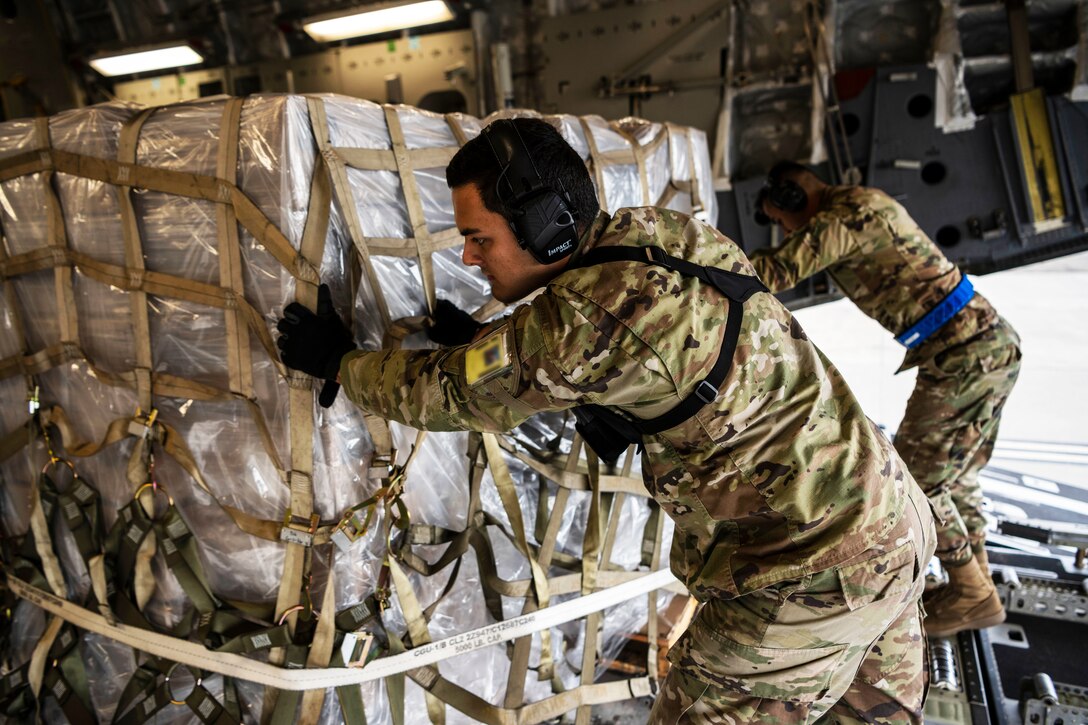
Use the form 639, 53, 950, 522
426, 299, 483, 347
277, 285, 356, 402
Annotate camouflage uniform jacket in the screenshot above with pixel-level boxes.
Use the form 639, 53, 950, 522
750, 185, 999, 371
340, 207, 909, 600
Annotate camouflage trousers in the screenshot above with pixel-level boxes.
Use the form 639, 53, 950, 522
649, 484, 936, 724
894, 317, 1021, 565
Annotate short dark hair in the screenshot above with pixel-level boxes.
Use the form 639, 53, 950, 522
446, 117, 600, 234
754, 160, 815, 226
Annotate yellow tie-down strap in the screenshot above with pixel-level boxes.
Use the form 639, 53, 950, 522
8, 567, 678, 691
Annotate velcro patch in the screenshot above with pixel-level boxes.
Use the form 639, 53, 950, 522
464, 327, 511, 387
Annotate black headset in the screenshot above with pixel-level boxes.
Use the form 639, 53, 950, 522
481, 119, 578, 265
753, 165, 809, 226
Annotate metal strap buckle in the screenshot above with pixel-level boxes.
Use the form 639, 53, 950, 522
331, 502, 378, 552
127, 407, 159, 439
694, 379, 718, 404
342, 631, 376, 668
280, 508, 319, 547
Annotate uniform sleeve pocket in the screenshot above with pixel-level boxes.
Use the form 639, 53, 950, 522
837, 541, 915, 611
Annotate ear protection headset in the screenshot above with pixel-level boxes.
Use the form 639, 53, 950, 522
482, 120, 578, 265
753, 167, 809, 226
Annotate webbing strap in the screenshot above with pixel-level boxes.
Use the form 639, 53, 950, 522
7, 569, 678, 690
686, 128, 703, 213
0, 245, 279, 359
28, 614, 62, 700
34, 118, 81, 353
305, 96, 395, 462
153, 507, 221, 616
0, 146, 319, 284
305, 97, 392, 330
258, 96, 330, 725
495, 435, 647, 496
216, 98, 255, 400
481, 433, 555, 681
505, 435, 585, 706
581, 447, 603, 596
599, 446, 637, 572
0, 103, 719, 725
570, 245, 767, 435
445, 116, 469, 147
298, 566, 339, 725
27, 407, 306, 545
331, 641, 369, 725
268, 644, 311, 725
643, 500, 667, 684
653, 127, 700, 211
39, 468, 112, 618
612, 124, 667, 206
28, 476, 68, 598
384, 106, 437, 314
117, 106, 156, 412
386, 556, 446, 724
0, 664, 33, 717
575, 447, 605, 725
114, 670, 168, 725
407, 666, 655, 725
0, 145, 37, 396
41, 624, 95, 724
578, 118, 609, 209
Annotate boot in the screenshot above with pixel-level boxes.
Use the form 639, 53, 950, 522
975, 546, 990, 574
924, 556, 1006, 637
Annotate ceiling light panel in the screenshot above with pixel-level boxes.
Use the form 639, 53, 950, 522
90, 44, 204, 77
303, 1, 454, 42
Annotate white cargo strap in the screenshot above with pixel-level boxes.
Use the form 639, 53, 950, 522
8, 567, 677, 691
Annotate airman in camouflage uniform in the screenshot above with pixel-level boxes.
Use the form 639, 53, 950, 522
279, 120, 935, 723
750, 162, 1021, 638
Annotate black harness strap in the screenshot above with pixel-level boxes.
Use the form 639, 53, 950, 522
569, 245, 767, 437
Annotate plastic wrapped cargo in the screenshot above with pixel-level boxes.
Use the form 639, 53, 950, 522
0, 94, 714, 724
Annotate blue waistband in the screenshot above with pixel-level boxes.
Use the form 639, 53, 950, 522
895, 275, 974, 348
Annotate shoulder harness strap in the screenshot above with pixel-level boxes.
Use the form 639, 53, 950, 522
569, 245, 767, 436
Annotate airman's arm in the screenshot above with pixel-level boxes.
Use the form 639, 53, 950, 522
748, 213, 859, 293
338, 293, 661, 432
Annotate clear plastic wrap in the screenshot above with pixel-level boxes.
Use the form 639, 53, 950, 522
0, 94, 715, 724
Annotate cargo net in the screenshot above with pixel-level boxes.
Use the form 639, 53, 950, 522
0, 94, 715, 724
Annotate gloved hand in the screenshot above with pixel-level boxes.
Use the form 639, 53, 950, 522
277, 284, 356, 382
426, 299, 483, 347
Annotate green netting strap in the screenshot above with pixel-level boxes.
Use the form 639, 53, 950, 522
0, 664, 33, 718
41, 624, 95, 724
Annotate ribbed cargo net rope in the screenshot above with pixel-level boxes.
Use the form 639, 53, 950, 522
0, 95, 714, 724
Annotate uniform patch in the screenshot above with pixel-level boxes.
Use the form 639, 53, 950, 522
465, 327, 511, 386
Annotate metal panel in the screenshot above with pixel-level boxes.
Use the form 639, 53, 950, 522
114, 68, 232, 105
112, 30, 478, 114
716, 63, 1088, 310
834, 0, 940, 68
535, 0, 728, 134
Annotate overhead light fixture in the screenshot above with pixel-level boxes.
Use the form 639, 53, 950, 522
303, 0, 454, 42
89, 43, 204, 77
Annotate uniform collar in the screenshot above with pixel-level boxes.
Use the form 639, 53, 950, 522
567, 210, 612, 266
